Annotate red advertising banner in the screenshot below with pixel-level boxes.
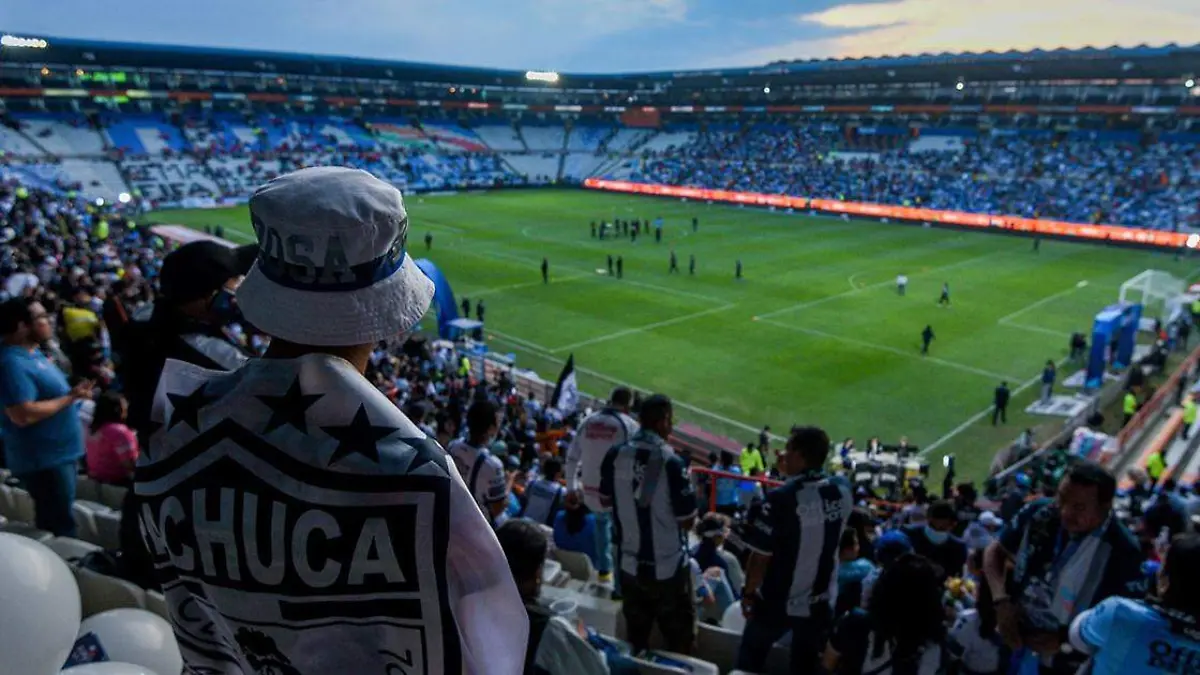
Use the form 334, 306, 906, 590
582, 178, 1191, 249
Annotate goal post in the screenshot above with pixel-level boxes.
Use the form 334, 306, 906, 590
1119, 269, 1186, 322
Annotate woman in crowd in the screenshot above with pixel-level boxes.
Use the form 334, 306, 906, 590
85, 391, 138, 485
824, 553, 946, 675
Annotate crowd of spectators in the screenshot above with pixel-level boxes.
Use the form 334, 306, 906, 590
613, 124, 1200, 231
3, 171, 1200, 675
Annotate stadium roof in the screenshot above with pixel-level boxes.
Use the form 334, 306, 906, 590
2, 33, 1199, 87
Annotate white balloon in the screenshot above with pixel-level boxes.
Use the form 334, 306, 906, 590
61, 663, 160, 675
0, 532, 82, 675
76, 609, 181, 675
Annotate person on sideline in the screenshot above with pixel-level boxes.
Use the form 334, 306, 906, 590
738, 426, 854, 675
136, 167, 526, 673
566, 386, 638, 585
600, 394, 698, 654
0, 298, 93, 536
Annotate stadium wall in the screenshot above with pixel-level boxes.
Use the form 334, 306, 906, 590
583, 178, 1194, 250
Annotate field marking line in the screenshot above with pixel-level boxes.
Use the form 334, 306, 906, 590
485, 327, 779, 439
220, 228, 255, 243
759, 319, 1018, 382
758, 248, 1009, 320
996, 284, 1086, 325
1000, 322, 1075, 339
466, 272, 592, 299
848, 272, 866, 290
551, 303, 738, 353
918, 355, 1073, 459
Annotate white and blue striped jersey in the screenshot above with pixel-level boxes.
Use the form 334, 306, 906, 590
521, 478, 566, 526
742, 471, 853, 618
447, 439, 509, 515
599, 429, 697, 581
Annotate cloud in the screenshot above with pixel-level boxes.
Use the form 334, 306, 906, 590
723, 0, 1200, 65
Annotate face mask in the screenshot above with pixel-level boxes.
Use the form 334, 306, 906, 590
925, 525, 950, 545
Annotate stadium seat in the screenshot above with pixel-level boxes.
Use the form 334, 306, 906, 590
145, 590, 170, 622
721, 603, 746, 632
629, 656, 689, 674
642, 651, 719, 675
98, 483, 128, 511
0, 519, 52, 542
554, 549, 596, 582
93, 510, 122, 550
74, 566, 146, 618
44, 536, 103, 561
10, 487, 35, 524
75, 476, 101, 504
695, 623, 741, 673
72, 503, 101, 545
0, 484, 15, 520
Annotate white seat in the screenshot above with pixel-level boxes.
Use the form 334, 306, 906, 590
554, 549, 596, 582
74, 566, 146, 618
98, 483, 128, 510
72, 503, 101, 546
145, 590, 170, 621
75, 499, 115, 515
10, 487, 36, 523
93, 510, 122, 550
695, 623, 741, 673
0, 520, 52, 542
630, 656, 689, 674
75, 476, 101, 503
721, 603, 747, 632
0, 484, 15, 520
45, 536, 103, 561
642, 651, 718, 675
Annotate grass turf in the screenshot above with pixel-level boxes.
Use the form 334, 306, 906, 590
151, 189, 1199, 482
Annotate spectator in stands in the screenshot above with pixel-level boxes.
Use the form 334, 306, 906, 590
84, 391, 138, 485
984, 461, 1145, 675
1069, 533, 1200, 675
824, 553, 946, 675
1141, 478, 1189, 540
520, 456, 566, 526
836, 528, 877, 617
691, 512, 744, 596
553, 490, 600, 570
713, 451, 743, 517
861, 530, 915, 609
566, 386, 638, 585
449, 400, 511, 525
0, 297, 93, 536
903, 500, 969, 580
137, 166, 526, 673
600, 394, 697, 655
738, 426, 853, 674
947, 551, 1005, 675
496, 519, 610, 675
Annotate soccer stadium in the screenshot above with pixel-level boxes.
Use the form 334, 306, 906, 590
1, 23, 1200, 675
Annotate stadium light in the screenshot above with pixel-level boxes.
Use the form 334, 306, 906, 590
1188, 234, 1200, 249
1, 35, 49, 49
94, 198, 105, 207
525, 70, 560, 84
1186, 78, 1197, 89
117, 192, 132, 204
955, 81, 965, 91
763, 86, 771, 94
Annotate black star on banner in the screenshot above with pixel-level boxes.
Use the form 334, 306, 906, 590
257, 378, 324, 434
322, 404, 399, 466
398, 435, 450, 474
166, 386, 217, 431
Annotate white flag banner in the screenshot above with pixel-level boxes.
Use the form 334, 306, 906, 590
136, 354, 527, 675
552, 354, 579, 416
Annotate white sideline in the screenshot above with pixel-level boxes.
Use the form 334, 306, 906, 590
759, 319, 1017, 381
996, 285, 1084, 325
467, 273, 591, 299
918, 356, 1072, 459
551, 303, 737, 352
486, 328, 781, 439
758, 248, 1008, 320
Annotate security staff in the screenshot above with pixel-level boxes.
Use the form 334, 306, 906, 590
1183, 395, 1197, 440
1123, 390, 1138, 426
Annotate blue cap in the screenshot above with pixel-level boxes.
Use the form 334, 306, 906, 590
1015, 473, 1031, 488
875, 530, 914, 565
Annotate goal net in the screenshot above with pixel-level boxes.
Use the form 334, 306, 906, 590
1119, 269, 1186, 321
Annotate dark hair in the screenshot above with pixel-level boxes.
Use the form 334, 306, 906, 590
90, 391, 126, 433
1066, 461, 1117, 504
868, 553, 946, 657
720, 451, 734, 467
840, 528, 859, 551
0, 297, 36, 335
1162, 478, 1179, 492
787, 425, 831, 468
465, 400, 498, 442
1163, 533, 1200, 616
956, 482, 978, 502
496, 519, 548, 591
639, 394, 672, 428
542, 457, 563, 481
610, 386, 633, 407
928, 500, 958, 522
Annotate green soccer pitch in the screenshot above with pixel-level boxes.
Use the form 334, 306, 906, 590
151, 188, 1198, 482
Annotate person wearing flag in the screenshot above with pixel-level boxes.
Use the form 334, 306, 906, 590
136, 167, 526, 675
566, 385, 637, 587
